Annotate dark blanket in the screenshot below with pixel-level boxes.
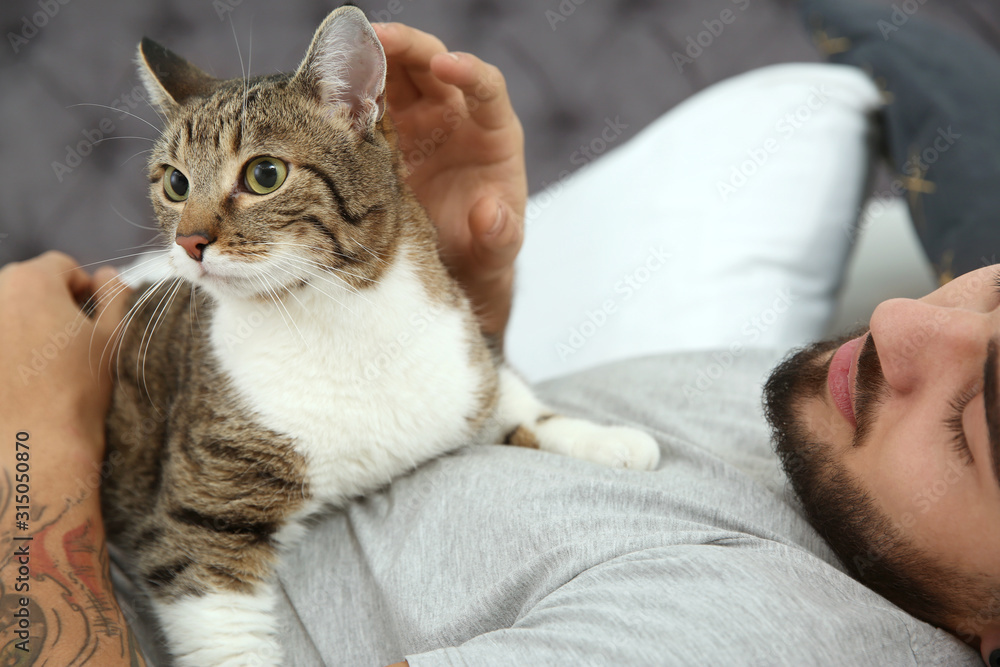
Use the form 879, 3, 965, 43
800, 0, 1000, 280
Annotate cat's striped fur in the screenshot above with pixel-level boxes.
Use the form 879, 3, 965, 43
102, 7, 659, 666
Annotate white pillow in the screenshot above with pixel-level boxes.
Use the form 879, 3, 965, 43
506, 63, 882, 384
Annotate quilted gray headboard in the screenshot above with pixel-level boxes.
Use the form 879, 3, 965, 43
1, 0, 998, 268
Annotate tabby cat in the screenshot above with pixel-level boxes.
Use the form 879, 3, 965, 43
103, 6, 660, 666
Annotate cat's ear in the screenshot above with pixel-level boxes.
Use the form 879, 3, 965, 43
137, 37, 219, 112
293, 6, 387, 135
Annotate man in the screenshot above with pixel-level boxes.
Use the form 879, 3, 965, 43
764, 267, 1000, 665
0, 20, 988, 667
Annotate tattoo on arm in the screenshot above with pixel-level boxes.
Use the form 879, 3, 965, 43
1, 474, 148, 666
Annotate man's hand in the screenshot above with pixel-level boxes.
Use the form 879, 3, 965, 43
0, 251, 130, 460
374, 22, 527, 341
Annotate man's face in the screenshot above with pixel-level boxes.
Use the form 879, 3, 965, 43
768, 265, 1000, 630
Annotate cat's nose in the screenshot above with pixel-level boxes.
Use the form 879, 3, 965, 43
176, 232, 215, 262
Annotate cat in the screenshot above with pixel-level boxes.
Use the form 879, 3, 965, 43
102, 6, 660, 666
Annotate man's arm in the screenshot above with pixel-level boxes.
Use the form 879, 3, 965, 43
0, 252, 141, 665
0, 466, 145, 666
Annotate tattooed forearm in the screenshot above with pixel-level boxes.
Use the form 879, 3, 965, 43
1, 473, 147, 666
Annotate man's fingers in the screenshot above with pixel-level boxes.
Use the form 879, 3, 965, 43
30, 250, 91, 301
374, 23, 453, 102
430, 52, 514, 131
469, 196, 523, 273
384, 61, 422, 110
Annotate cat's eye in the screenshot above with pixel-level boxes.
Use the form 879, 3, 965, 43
163, 166, 190, 202
245, 157, 288, 195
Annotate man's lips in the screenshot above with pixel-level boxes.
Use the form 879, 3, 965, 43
828, 334, 867, 428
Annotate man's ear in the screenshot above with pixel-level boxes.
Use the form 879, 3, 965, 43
137, 37, 219, 113
292, 5, 386, 136
979, 627, 1000, 666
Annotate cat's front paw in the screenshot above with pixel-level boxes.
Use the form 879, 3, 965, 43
537, 418, 661, 470
157, 590, 282, 667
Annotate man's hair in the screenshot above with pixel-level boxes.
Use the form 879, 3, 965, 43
762, 347, 997, 639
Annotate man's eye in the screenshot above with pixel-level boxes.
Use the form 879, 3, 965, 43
946, 387, 979, 466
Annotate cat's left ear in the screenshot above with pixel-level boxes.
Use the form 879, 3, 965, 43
294, 6, 386, 136
137, 37, 219, 112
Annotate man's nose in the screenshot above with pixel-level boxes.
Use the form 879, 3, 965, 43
869, 297, 992, 393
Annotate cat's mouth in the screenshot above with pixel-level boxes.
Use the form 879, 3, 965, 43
169, 241, 311, 302
172, 248, 258, 294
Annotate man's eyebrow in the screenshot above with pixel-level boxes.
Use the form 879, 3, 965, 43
987, 338, 1000, 487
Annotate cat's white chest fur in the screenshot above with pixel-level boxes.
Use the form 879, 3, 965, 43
208, 251, 483, 506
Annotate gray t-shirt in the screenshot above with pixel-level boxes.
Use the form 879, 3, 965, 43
112, 351, 979, 666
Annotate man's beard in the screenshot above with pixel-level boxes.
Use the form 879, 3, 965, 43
761, 327, 975, 632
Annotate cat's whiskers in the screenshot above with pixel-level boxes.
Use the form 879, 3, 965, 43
67, 249, 170, 273
254, 242, 377, 295
188, 283, 198, 338
262, 240, 385, 275
263, 263, 357, 315
135, 90, 167, 128
250, 271, 316, 355
121, 147, 155, 168
273, 249, 379, 289
91, 284, 144, 385
117, 277, 173, 393
111, 204, 162, 232
85, 262, 163, 372
115, 236, 169, 253
70, 254, 168, 345
229, 14, 249, 143
272, 254, 375, 303
66, 103, 162, 135
109, 277, 170, 396
246, 17, 254, 136
353, 240, 388, 266
138, 278, 184, 404
77, 256, 158, 317
253, 264, 316, 322
250, 273, 295, 336
91, 136, 156, 146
